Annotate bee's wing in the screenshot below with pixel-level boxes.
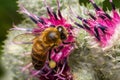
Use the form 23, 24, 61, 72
13, 33, 35, 44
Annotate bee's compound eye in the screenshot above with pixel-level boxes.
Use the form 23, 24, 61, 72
60, 33, 67, 40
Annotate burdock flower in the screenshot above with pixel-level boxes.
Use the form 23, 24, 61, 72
74, 0, 120, 50
11, 0, 74, 80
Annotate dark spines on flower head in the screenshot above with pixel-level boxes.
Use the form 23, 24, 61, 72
77, 16, 88, 24
110, 0, 115, 10
29, 16, 38, 24
58, 9, 62, 19
30, 15, 46, 25
38, 17, 46, 25
97, 24, 107, 34
74, 22, 84, 29
47, 7, 53, 17
104, 13, 112, 20
94, 26, 100, 41
53, 12, 58, 20
44, 0, 53, 17
83, 24, 90, 30
99, 14, 106, 20
98, 12, 112, 20
18, 0, 75, 79
74, 0, 120, 48
88, 13, 97, 20
74, 16, 91, 30
89, 0, 112, 20
89, 0, 101, 11
57, 0, 62, 19
19, 4, 47, 26
44, 0, 63, 21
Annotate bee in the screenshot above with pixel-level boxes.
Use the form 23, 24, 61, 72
31, 26, 68, 70
12, 0, 74, 70
13, 26, 70, 70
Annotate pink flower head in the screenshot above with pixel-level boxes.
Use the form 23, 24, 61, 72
15, 0, 74, 79
74, 0, 120, 49
19, 0, 75, 62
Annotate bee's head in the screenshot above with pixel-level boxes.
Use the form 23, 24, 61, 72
57, 26, 67, 40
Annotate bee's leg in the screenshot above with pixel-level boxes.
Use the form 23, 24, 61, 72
42, 70, 52, 79
48, 49, 52, 61
54, 46, 64, 53
54, 58, 67, 79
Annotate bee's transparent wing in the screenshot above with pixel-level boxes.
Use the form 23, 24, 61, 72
13, 33, 35, 44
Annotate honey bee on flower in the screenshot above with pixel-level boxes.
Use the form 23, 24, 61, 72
11, 0, 75, 79
72, 0, 120, 50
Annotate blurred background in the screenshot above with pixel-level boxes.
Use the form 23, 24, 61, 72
0, 0, 23, 78
0, 0, 120, 79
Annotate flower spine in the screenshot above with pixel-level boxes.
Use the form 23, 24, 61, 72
11, 0, 75, 79
74, 0, 120, 50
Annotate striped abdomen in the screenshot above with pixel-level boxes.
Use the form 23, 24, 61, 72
31, 41, 50, 70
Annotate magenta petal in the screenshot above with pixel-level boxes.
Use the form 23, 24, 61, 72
51, 51, 63, 62
75, 0, 120, 49
19, 1, 75, 80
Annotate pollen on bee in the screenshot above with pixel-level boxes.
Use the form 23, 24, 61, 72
14, 0, 75, 79
49, 60, 56, 69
